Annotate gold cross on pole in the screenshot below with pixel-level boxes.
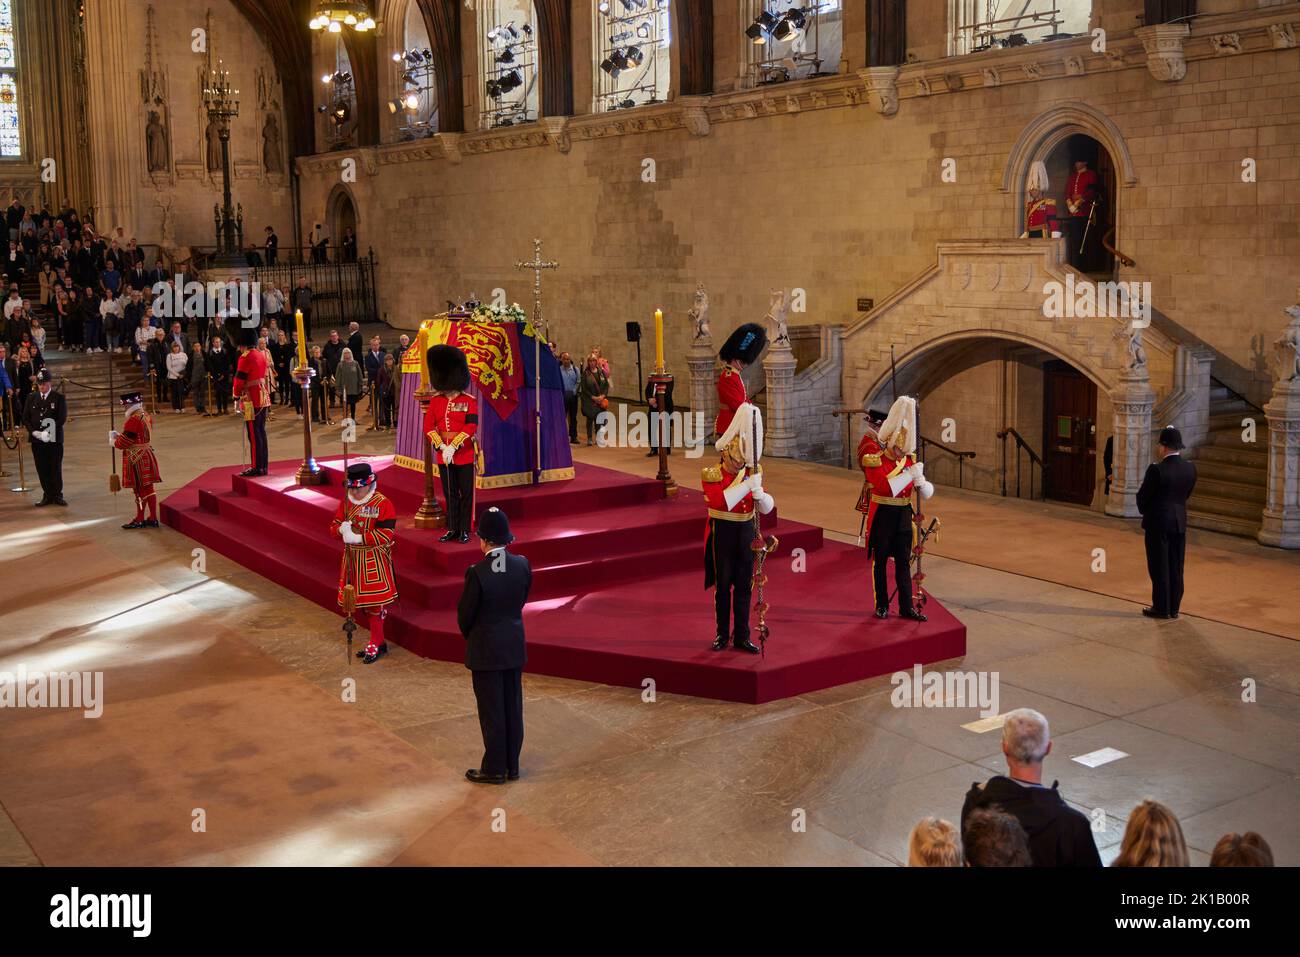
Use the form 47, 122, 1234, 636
515, 238, 558, 341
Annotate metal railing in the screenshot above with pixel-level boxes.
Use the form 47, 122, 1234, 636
918, 434, 977, 489
997, 426, 1046, 500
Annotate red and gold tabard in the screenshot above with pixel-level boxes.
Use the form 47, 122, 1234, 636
857, 448, 918, 537
702, 461, 761, 522
1066, 168, 1100, 218
715, 366, 747, 437
330, 492, 399, 608
423, 391, 479, 467
232, 347, 271, 414
1025, 196, 1060, 238
114, 409, 161, 491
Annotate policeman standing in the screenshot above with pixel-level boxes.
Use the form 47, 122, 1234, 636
23, 368, 68, 507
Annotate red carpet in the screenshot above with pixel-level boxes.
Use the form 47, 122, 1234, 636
161, 456, 966, 703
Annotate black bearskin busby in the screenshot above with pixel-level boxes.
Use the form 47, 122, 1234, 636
718, 322, 768, 366
427, 343, 471, 393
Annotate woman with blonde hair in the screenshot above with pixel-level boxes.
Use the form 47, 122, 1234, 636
1112, 799, 1189, 867
908, 817, 962, 867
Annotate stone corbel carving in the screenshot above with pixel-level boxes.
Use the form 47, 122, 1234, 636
1268, 22, 1296, 50
361, 148, 379, 176
982, 68, 1001, 88
435, 132, 463, 165
944, 72, 964, 92
678, 96, 712, 136
1063, 55, 1085, 76
1023, 62, 1044, 80
859, 66, 900, 116
1135, 23, 1190, 82
784, 95, 801, 114
915, 76, 932, 96
1210, 33, 1241, 56
541, 116, 571, 154
1104, 49, 1126, 69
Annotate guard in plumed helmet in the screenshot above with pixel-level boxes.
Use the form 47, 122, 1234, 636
232, 322, 271, 476
715, 322, 767, 437
1022, 160, 1061, 240
331, 462, 399, 664
702, 401, 775, 654
424, 344, 479, 544
111, 391, 162, 529
860, 395, 934, 621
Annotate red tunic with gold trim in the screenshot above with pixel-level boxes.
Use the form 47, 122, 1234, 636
330, 491, 399, 608
853, 431, 883, 513
858, 448, 919, 554
1025, 196, 1060, 238
232, 347, 270, 409
1065, 168, 1100, 218
114, 409, 161, 491
715, 366, 747, 436
423, 391, 479, 466
702, 461, 760, 523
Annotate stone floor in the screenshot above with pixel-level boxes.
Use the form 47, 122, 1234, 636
1, 391, 1298, 867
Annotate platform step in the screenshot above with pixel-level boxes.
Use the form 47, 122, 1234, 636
1184, 492, 1263, 522
1187, 509, 1262, 537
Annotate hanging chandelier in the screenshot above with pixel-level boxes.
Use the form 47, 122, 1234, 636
309, 1, 376, 33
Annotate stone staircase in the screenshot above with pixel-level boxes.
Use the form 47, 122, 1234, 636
1186, 382, 1267, 537
44, 349, 149, 420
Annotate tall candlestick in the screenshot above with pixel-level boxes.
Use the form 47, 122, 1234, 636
654, 308, 664, 373
295, 310, 307, 368
417, 326, 431, 390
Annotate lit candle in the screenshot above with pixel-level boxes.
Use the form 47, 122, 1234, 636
654, 308, 664, 373
295, 310, 307, 369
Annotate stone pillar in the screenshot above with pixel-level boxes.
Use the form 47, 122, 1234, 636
763, 339, 798, 458
1175, 344, 1216, 450
686, 339, 717, 441
1106, 367, 1156, 518
1259, 378, 1300, 548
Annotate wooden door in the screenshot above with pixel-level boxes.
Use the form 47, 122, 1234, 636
1043, 360, 1098, 505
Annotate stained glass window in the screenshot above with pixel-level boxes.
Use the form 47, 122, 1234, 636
0, 0, 19, 158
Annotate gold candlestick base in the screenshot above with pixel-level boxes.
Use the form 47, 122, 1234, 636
412, 386, 447, 529
295, 366, 327, 486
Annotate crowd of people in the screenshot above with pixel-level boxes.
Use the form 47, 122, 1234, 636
904, 708, 1274, 867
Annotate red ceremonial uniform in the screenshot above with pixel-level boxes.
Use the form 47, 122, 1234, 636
715, 366, 747, 437
1025, 196, 1060, 238
330, 491, 399, 608
424, 392, 479, 465
858, 448, 918, 544
114, 409, 161, 491
702, 461, 761, 523
853, 432, 883, 513
232, 347, 270, 407
1066, 168, 1100, 218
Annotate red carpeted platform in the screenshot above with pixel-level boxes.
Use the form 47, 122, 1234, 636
161, 456, 965, 703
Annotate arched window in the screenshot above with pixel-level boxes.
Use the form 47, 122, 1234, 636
0, 0, 21, 157
477, 1, 538, 129
390, 1, 438, 138
948, 1, 1092, 57
321, 39, 357, 149
743, 0, 843, 86
594, 0, 671, 113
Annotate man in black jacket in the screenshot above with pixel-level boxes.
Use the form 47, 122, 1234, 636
23, 368, 68, 507
457, 507, 531, 785
961, 708, 1101, 867
1136, 426, 1197, 620
645, 373, 675, 457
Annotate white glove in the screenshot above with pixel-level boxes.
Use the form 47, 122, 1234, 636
918, 480, 935, 501
340, 524, 363, 545
747, 473, 764, 494
1050, 230, 1062, 239
755, 491, 775, 515
108, 430, 119, 446
32, 430, 50, 443
440, 444, 455, 466
909, 462, 925, 482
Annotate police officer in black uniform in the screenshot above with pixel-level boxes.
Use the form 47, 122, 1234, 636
23, 368, 68, 506
1136, 426, 1198, 620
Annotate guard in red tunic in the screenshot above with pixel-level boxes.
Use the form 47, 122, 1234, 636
232, 325, 270, 477
424, 344, 479, 544
703, 402, 774, 654
715, 322, 767, 437
1065, 156, 1102, 271
331, 463, 399, 664
110, 391, 162, 529
858, 396, 934, 621
1022, 161, 1061, 240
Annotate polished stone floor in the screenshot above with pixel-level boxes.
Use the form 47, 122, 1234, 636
1, 398, 1297, 866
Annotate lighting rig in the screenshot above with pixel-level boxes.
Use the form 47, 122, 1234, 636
596, 0, 670, 112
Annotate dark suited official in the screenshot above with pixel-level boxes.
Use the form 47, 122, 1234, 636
457, 507, 531, 785
23, 368, 68, 506
1136, 426, 1198, 620
644, 374, 674, 456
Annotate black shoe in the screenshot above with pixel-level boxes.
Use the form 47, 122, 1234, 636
144, 519, 159, 528
34, 498, 50, 507
53, 497, 67, 506
646, 449, 658, 457
122, 520, 145, 529
458, 532, 471, 544
874, 608, 889, 619
710, 634, 730, 651
734, 636, 761, 655
900, 609, 928, 622
1142, 607, 1171, 620
507, 771, 520, 781
362, 642, 388, 664
438, 530, 457, 542
466, 769, 507, 785
238, 468, 259, 478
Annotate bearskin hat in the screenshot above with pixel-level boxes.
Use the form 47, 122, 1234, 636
718, 322, 768, 366
427, 343, 471, 393
235, 317, 259, 349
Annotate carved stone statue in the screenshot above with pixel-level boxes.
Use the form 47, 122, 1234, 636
262, 114, 283, 174
766, 288, 790, 346
1113, 322, 1147, 371
1275, 300, 1300, 382
146, 110, 169, 172
688, 282, 710, 341
205, 117, 222, 173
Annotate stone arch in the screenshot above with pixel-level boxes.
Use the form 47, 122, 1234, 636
325, 181, 360, 245
1000, 101, 1139, 194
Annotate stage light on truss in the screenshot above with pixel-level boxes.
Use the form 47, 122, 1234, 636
322, 73, 333, 84
387, 98, 401, 114
636, 21, 652, 39
598, 0, 610, 12
486, 25, 501, 42
392, 51, 403, 62
600, 57, 621, 78
500, 68, 524, 92
328, 20, 342, 33
497, 47, 515, 64
625, 45, 644, 67
486, 78, 502, 98
402, 92, 420, 111
746, 12, 778, 45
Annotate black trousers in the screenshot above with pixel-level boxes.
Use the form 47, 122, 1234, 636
471, 667, 524, 777
709, 518, 754, 642
1145, 528, 1187, 616
213, 379, 230, 414
439, 462, 474, 534
32, 441, 64, 501
247, 406, 268, 472
564, 393, 577, 441
869, 503, 914, 613
649, 410, 673, 454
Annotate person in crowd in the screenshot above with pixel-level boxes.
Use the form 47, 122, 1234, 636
963, 809, 1033, 867
23, 368, 67, 507
146, 256, 169, 290
271, 330, 294, 405
321, 329, 344, 410
28, 316, 45, 355
310, 223, 329, 264
12, 343, 40, 411
263, 281, 285, 330
101, 257, 123, 299
123, 258, 149, 296
558, 351, 579, 444
308, 344, 328, 423
80, 285, 103, 353
99, 289, 123, 355
961, 708, 1101, 867
590, 345, 612, 390
121, 289, 145, 352
645, 368, 675, 457
208, 313, 234, 351
207, 335, 232, 415
133, 315, 154, 375
364, 334, 386, 386
5, 196, 23, 243
0, 344, 12, 428
1112, 800, 1189, 867
167, 320, 191, 357
264, 225, 278, 266
908, 817, 962, 867
291, 277, 313, 335
5, 241, 27, 283
335, 346, 363, 422
578, 353, 609, 447
244, 244, 264, 268
166, 341, 188, 412
16, 329, 40, 365
377, 352, 398, 429
397, 333, 411, 354
4, 287, 22, 325
346, 321, 363, 362
1136, 425, 1197, 620
457, 507, 531, 785
340, 226, 358, 263
1209, 831, 1273, 867
189, 342, 208, 416
147, 327, 169, 405
257, 336, 277, 413
38, 261, 56, 313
